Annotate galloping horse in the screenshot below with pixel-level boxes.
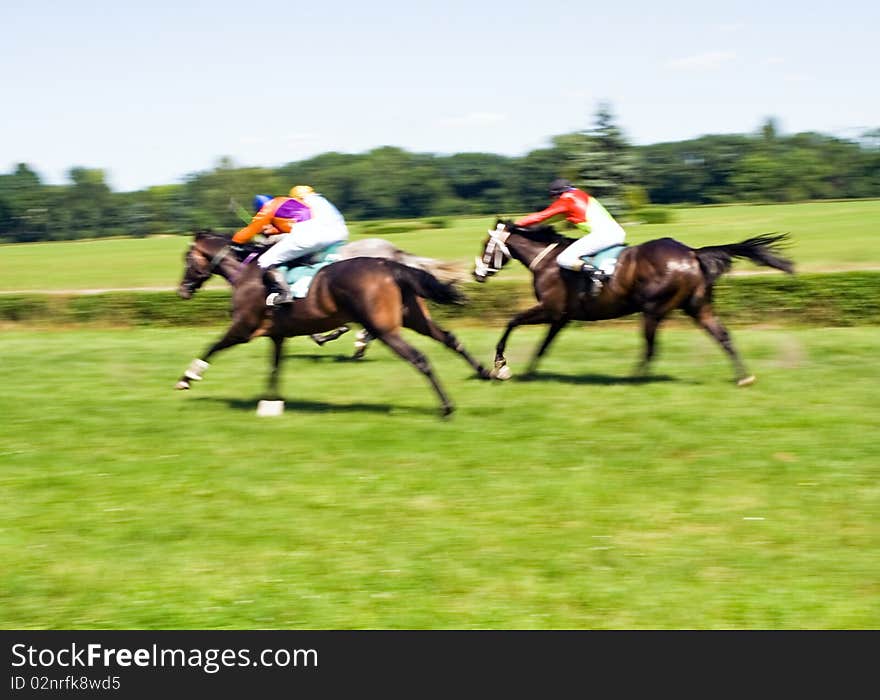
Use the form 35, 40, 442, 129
473, 219, 795, 384
176, 231, 489, 416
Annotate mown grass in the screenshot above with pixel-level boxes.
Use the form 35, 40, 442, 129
1, 200, 879, 291
1, 325, 877, 629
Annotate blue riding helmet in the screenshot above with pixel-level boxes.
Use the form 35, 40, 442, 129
252, 194, 273, 212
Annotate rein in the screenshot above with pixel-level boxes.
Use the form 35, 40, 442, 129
529, 242, 559, 271
231, 250, 259, 284
207, 245, 231, 273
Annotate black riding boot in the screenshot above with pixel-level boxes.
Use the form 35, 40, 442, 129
580, 263, 604, 298
263, 267, 293, 306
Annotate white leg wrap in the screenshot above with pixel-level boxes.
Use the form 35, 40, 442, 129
185, 358, 209, 381
354, 329, 372, 350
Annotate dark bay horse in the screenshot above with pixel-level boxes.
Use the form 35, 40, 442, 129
176, 231, 490, 416
473, 219, 795, 384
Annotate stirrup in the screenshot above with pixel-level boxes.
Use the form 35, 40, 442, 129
266, 292, 293, 307
578, 264, 598, 296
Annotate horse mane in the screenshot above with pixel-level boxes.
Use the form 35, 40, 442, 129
194, 229, 231, 243
497, 218, 576, 245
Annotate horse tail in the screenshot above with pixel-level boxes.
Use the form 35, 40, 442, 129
694, 232, 795, 284
390, 262, 467, 305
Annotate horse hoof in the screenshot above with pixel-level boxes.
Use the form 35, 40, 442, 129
492, 365, 512, 381
441, 405, 455, 418
175, 380, 190, 390
737, 375, 756, 387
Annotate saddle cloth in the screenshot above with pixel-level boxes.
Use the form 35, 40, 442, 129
281, 242, 345, 299
581, 244, 627, 277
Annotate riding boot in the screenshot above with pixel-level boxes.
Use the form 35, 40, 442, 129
263, 267, 293, 306
579, 263, 603, 298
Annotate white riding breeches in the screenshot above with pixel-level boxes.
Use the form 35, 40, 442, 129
257, 194, 350, 269
556, 228, 627, 270
556, 199, 626, 271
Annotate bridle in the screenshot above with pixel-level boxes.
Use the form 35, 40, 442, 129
182, 242, 232, 293
474, 223, 512, 278
474, 222, 560, 278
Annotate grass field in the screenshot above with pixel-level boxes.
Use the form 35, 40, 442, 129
1, 200, 879, 291
1, 325, 877, 629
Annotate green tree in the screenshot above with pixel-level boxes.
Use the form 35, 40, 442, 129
62, 167, 113, 239
0, 164, 51, 241
571, 102, 639, 215
511, 142, 569, 212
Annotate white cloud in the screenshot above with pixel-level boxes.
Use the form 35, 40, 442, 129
441, 112, 507, 128
665, 51, 737, 71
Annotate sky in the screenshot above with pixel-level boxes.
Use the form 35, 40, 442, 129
1, 0, 877, 192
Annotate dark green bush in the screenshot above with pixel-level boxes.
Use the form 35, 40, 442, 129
635, 207, 673, 224
424, 217, 450, 229
2, 272, 878, 327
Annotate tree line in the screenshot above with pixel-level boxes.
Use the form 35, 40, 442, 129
1, 107, 878, 243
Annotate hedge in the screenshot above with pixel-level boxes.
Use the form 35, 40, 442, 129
1, 272, 878, 328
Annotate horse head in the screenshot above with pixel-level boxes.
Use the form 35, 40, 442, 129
473, 219, 516, 282
177, 230, 231, 299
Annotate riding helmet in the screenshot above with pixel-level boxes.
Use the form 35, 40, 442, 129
290, 185, 315, 201
548, 178, 573, 197
252, 194, 273, 212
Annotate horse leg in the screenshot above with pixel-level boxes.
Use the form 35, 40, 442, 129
403, 298, 491, 379
266, 336, 285, 400
493, 304, 553, 380
378, 331, 455, 417
175, 322, 253, 390
634, 313, 663, 376
352, 328, 374, 360
686, 304, 754, 386
310, 326, 350, 346
526, 319, 569, 375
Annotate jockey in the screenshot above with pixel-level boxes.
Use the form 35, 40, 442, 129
233, 186, 350, 306
515, 178, 626, 295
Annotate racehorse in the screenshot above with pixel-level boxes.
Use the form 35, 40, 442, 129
473, 219, 795, 384
176, 231, 489, 416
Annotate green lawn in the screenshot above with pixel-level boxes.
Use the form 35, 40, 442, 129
1, 200, 879, 291
1, 325, 877, 629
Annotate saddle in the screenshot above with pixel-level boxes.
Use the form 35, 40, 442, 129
580, 244, 628, 279
280, 242, 346, 299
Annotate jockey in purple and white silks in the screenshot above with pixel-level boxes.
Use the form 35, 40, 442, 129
233, 185, 350, 306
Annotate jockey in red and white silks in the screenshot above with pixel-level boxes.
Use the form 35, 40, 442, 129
515, 178, 626, 273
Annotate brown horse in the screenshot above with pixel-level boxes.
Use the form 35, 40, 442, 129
473, 219, 795, 384
176, 231, 490, 415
